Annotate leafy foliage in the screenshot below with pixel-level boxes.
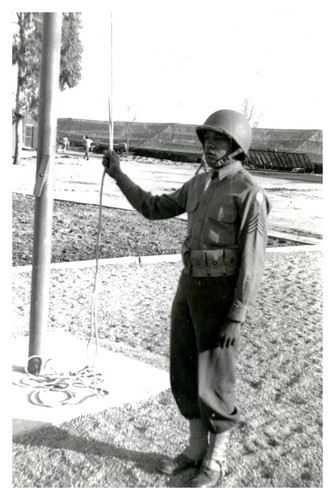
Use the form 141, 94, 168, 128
59, 13, 83, 91
12, 13, 43, 119
12, 12, 83, 120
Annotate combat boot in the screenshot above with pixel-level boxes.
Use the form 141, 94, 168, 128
188, 431, 230, 488
157, 418, 208, 475
157, 453, 202, 475
188, 464, 222, 488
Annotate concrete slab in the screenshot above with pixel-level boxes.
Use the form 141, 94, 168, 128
12, 332, 169, 437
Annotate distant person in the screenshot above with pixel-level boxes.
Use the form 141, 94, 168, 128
62, 136, 69, 151
102, 110, 271, 488
83, 135, 94, 160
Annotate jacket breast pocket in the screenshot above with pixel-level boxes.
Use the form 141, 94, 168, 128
186, 198, 199, 213
186, 198, 200, 229
214, 204, 237, 223
208, 204, 238, 245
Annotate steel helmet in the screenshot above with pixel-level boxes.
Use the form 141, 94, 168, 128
196, 110, 252, 158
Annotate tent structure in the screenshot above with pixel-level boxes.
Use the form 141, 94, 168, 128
57, 117, 322, 168
251, 128, 323, 166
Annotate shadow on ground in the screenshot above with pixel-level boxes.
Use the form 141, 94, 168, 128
13, 426, 201, 488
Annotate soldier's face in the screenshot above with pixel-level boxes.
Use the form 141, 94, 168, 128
203, 131, 232, 169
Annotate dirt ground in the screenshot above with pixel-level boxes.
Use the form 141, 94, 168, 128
12, 250, 323, 488
12, 151, 323, 244
11, 151, 324, 488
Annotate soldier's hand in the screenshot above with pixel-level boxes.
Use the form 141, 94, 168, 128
102, 149, 122, 179
218, 320, 241, 349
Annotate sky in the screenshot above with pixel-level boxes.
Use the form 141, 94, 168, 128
8, 0, 329, 130
50, 0, 327, 130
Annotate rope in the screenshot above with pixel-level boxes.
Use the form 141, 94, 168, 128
14, 170, 109, 408
13, 356, 108, 407
87, 168, 107, 376
15, 16, 114, 409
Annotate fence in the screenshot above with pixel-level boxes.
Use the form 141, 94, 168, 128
248, 149, 314, 173
56, 118, 321, 172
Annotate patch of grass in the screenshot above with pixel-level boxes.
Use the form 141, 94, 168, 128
12, 193, 300, 267
12, 189, 322, 488
12, 250, 323, 487
12, 193, 185, 266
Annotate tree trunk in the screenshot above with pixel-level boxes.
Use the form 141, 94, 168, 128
13, 116, 23, 165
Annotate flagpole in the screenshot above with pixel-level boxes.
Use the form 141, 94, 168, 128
28, 13, 62, 375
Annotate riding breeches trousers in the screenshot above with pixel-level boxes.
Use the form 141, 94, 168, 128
170, 270, 241, 434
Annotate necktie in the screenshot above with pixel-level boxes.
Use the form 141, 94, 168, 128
204, 170, 219, 192
211, 170, 219, 182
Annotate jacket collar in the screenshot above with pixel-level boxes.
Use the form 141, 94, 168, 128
209, 160, 242, 181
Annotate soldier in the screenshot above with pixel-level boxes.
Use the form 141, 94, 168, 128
102, 110, 271, 488
62, 136, 69, 151
83, 135, 94, 160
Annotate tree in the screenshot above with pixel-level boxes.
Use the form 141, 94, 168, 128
12, 13, 83, 164
241, 97, 263, 128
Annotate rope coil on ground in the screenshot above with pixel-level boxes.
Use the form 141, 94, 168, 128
13, 355, 109, 407
14, 170, 109, 408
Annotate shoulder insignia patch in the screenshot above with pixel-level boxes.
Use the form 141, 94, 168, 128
256, 191, 264, 203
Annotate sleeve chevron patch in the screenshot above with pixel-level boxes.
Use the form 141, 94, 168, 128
247, 213, 265, 235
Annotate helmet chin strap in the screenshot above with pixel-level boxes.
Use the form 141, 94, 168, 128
215, 147, 243, 168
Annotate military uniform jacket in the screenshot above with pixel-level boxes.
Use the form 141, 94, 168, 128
115, 161, 271, 323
